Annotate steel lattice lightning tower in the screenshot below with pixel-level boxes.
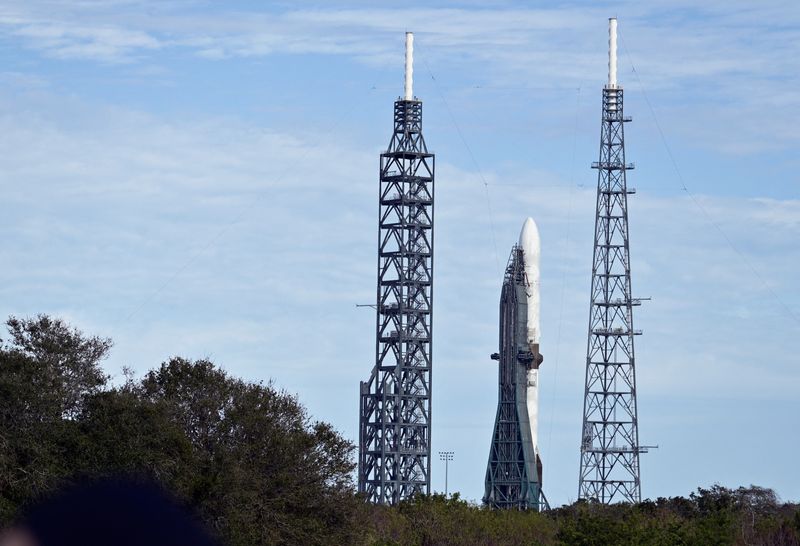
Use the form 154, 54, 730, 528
358, 32, 435, 505
578, 18, 648, 504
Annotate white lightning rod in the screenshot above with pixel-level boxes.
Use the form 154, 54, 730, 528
404, 32, 414, 100
608, 18, 618, 89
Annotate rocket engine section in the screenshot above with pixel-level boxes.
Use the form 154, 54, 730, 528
484, 218, 549, 511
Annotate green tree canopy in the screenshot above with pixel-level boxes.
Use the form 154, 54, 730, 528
0, 316, 359, 545
1, 315, 798, 546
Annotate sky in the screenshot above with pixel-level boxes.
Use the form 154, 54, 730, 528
0, 0, 798, 507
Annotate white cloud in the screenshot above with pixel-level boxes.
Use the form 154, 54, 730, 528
0, 2, 796, 87
6, 21, 161, 62
0, 1, 797, 153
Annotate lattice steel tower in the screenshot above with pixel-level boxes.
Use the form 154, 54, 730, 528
358, 32, 435, 505
578, 18, 648, 504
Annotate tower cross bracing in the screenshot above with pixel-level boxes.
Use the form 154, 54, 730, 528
358, 96, 435, 505
578, 81, 647, 504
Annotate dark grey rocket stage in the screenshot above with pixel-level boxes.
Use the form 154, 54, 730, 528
484, 218, 549, 511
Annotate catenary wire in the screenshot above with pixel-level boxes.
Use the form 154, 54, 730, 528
416, 49, 502, 273
121, 92, 370, 323
546, 85, 582, 467
618, 30, 800, 325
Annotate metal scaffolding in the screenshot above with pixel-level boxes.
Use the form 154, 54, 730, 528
358, 97, 435, 504
484, 246, 548, 511
578, 82, 648, 504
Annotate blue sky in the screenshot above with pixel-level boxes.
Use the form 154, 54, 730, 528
0, 0, 798, 506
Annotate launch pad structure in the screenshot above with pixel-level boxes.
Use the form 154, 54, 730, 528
484, 234, 549, 511
358, 32, 436, 505
578, 18, 649, 504
357, 20, 648, 508
483, 236, 550, 511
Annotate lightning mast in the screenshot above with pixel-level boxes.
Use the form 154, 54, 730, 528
358, 32, 435, 504
578, 18, 648, 503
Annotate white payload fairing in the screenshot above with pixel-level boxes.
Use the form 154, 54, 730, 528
484, 217, 547, 510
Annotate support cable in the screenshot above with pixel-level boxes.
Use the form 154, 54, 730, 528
546, 85, 582, 465
121, 93, 369, 323
619, 31, 800, 325
417, 50, 502, 273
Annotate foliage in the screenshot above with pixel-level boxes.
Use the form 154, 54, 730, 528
1, 315, 798, 546
0, 315, 112, 520
363, 493, 557, 546
0, 316, 358, 545
358, 489, 799, 546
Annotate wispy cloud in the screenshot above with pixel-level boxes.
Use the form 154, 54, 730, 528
3, 18, 161, 62
1, 2, 797, 85
1, 1, 798, 153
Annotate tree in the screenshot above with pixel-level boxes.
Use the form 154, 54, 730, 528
3, 315, 799, 546
138, 358, 360, 546
4, 315, 110, 420
0, 315, 111, 521
0, 316, 360, 546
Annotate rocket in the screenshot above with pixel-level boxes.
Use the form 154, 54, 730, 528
484, 217, 548, 511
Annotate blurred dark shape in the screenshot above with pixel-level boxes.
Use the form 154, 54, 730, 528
20, 479, 218, 546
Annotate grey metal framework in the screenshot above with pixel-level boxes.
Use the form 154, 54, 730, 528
484, 246, 548, 511
578, 85, 647, 504
358, 98, 435, 505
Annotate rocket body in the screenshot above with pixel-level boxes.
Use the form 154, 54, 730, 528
519, 218, 542, 459
484, 217, 546, 511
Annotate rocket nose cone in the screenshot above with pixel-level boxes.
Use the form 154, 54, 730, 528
519, 217, 540, 256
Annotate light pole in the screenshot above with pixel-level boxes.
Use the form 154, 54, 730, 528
439, 451, 454, 496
